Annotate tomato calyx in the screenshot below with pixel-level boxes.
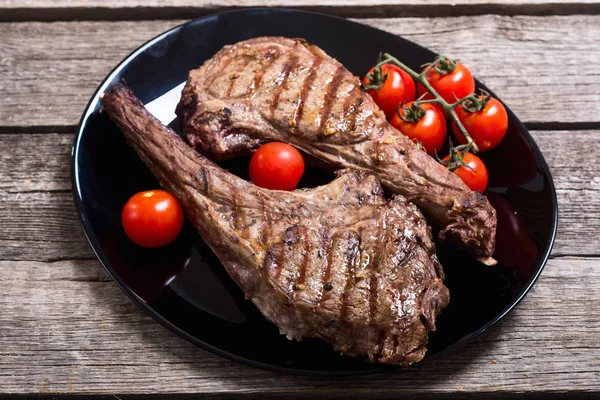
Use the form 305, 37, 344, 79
437, 139, 476, 173
398, 102, 427, 123
423, 56, 457, 75
363, 53, 388, 91
459, 90, 492, 113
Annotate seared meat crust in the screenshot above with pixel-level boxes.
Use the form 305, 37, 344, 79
101, 83, 449, 365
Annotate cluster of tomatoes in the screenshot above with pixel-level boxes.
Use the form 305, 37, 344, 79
363, 58, 508, 192
121, 57, 508, 249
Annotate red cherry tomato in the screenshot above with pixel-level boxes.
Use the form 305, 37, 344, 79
443, 152, 488, 192
363, 64, 416, 120
390, 101, 447, 154
122, 190, 184, 248
453, 97, 508, 152
249, 142, 305, 191
418, 61, 475, 105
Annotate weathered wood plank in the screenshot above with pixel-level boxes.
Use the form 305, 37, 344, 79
0, 133, 72, 192
0, 133, 91, 261
0, 190, 93, 262
0, 256, 598, 396
1, 0, 599, 21
0, 16, 599, 127
0, 132, 598, 395
532, 130, 600, 257
1, 3, 598, 397
0, 130, 596, 262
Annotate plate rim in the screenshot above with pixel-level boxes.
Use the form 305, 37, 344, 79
71, 7, 559, 375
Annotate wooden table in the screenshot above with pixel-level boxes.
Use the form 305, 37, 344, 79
1, 1, 599, 398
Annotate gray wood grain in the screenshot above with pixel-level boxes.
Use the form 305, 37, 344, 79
0, 134, 91, 261
1, 0, 598, 21
0, 130, 598, 396
0, 16, 599, 128
1, 7, 599, 396
1, 131, 596, 262
0, 256, 598, 396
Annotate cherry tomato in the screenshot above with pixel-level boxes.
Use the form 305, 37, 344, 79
453, 97, 508, 152
122, 190, 184, 248
249, 142, 305, 191
443, 152, 488, 192
390, 101, 447, 154
418, 61, 475, 105
363, 64, 416, 120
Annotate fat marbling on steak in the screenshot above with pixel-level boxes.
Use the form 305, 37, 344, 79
177, 37, 497, 262
101, 82, 450, 366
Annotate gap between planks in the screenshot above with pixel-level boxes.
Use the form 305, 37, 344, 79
0, 130, 599, 261
0, 254, 598, 395
0, 254, 595, 277
0, 393, 597, 400
2, 16, 600, 127
3, 123, 600, 136
2, 1, 600, 22
0, 126, 75, 134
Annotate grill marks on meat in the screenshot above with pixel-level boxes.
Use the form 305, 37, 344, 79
177, 37, 497, 260
292, 56, 321, 130
101, 83, 450, 365
269, 54, 298, 118
318, 66, 346, 134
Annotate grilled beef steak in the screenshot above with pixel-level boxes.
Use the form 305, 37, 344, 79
177, 37, 497, 261
101, 83, 449, 365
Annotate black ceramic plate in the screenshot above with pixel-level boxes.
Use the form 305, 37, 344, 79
73, 8, 558, 374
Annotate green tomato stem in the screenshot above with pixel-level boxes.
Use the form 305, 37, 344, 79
413, 99, 438, 105
420, 58, 439, 77
380, 53, 480, 153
